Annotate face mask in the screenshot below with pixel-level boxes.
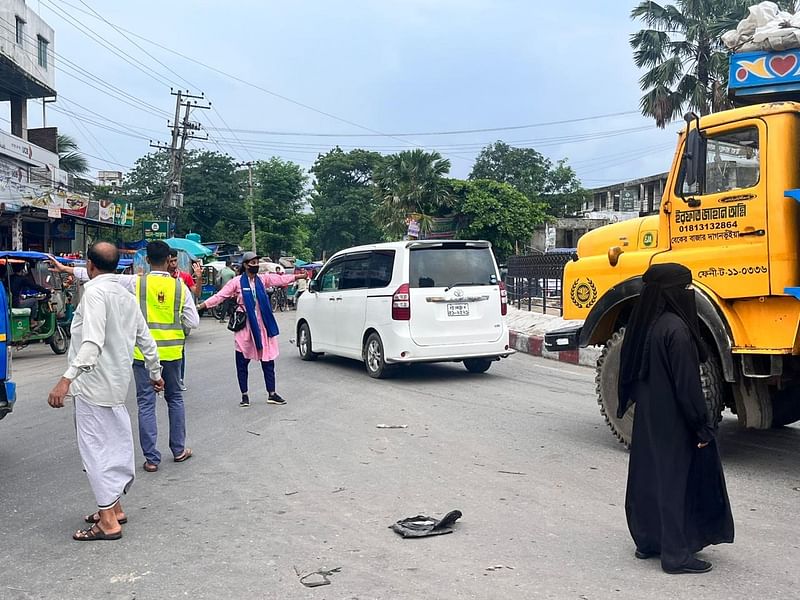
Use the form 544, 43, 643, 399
246, 265, 259, 275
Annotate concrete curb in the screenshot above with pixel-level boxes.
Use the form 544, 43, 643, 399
509, 330, 601, 369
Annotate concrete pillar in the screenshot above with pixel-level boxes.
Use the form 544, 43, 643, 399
10, 95, 27, 139
12, 215, 23, 250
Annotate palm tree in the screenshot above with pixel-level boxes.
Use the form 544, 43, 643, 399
57, 133, 89, 176
630, 0, 796, 128
373, 149, 452, 238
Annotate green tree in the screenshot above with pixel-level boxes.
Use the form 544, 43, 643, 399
121, 151, 171, 217
450, 179, 549, 261
470, 141, 587, 217
630, 0, 796, 128
374, 148, 452, 238
180, 151, 248, 242
57, 133, 89, 176
250, 157, 309, 260
309, 147, 385, 257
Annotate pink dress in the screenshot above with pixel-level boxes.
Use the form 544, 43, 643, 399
204, 273, 296, 361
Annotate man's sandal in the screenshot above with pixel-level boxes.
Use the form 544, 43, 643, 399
174, 448, 192, 462
73, 524, 122, 541
85, 512, 127, 525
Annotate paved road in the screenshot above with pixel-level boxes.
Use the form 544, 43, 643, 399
1, 311, 799, 599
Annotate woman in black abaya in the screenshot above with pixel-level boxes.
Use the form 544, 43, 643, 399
618, 263, 734, 574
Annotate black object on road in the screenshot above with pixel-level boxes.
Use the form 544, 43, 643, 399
390, 510, 463, 538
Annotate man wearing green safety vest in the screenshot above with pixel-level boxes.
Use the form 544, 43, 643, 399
51, 240, 200, 473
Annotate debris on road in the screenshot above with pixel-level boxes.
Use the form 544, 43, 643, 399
498, 470, 526, 476
377, 424, 408, 429
246, 430, 261, 436
296, 566, 341, 588
486, 565, 515, 571
332, 487, 346, 494
390, 510, 462, 538
285, 491, 299, 496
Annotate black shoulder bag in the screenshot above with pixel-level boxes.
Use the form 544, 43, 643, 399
227, 310, 247, 332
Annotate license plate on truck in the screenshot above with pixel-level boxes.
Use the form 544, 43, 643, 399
447, 303, 469, 317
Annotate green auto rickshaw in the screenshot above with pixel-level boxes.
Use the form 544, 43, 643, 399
0, 251, 71, 354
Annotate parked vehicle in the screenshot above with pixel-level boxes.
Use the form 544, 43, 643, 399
295, 240, 512, 378
545, 47, 800, 446
0, 278, 16, 421
0, 251, 70, 355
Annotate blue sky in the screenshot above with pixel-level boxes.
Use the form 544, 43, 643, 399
11, 0, 681, 187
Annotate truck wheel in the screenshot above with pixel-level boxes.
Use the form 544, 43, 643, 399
596, 328, 723, 449
596, 329, 634, 448
49, 325, 69, 355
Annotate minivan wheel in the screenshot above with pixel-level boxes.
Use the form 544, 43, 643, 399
364, 333, 390, 379
464, 358, 492, 373
298, 323, 319, 361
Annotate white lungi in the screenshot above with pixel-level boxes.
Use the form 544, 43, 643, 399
74, 395, 135, 509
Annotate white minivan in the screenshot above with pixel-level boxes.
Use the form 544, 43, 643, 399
295, 240, 513, 378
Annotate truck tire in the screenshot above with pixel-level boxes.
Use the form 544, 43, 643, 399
596, 328, 724, 449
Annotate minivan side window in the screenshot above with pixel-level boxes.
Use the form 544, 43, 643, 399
368, 251, 395, 289
319, 260, 345, 292
339, 254, 370, 290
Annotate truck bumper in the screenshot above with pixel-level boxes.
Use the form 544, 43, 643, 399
544, 325, 582, 352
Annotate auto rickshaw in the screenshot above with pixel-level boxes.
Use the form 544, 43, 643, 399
0, 251, 71, 355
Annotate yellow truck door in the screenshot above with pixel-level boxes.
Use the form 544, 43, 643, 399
666, 119, 769, 299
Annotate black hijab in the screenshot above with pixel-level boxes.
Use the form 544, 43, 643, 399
617, 263, 707, 418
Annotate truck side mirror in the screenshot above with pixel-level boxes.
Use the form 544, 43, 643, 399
682, 112, 706, 194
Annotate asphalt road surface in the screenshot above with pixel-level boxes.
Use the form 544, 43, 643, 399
1, 311, 799, 599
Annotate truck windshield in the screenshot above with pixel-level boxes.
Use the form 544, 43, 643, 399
409, 246, 497, 288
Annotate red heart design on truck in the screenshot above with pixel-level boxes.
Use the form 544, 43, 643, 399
770, 54, 797, 77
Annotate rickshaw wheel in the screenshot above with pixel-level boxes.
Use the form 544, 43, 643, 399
49, 325, 69, 355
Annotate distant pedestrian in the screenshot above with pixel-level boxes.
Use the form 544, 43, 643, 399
217, 259, 237, 322
197, 251, 307, 407
167, 249, 202, 390
618, 263, 734, 574
47, 242, 163, 541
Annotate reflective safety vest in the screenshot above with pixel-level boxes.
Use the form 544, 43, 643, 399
133, 274, 186, 362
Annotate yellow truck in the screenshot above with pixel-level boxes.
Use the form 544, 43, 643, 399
545, 49, 800, 446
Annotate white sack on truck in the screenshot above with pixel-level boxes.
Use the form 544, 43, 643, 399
723, 1, 800, 52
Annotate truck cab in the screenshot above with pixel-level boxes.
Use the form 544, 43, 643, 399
546, 49, 800, 446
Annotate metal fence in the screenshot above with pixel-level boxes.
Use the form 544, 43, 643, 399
504, 253, 572, 315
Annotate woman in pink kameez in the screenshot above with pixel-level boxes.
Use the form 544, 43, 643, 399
198, 252, 307, 407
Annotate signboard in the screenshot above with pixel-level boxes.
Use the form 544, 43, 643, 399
406, 219, 420, 239
0, 129, 59, 167
144, 220, 169, 240
51, 220, 76, 240
621, 189, 638, 212
729, 49, 800, 101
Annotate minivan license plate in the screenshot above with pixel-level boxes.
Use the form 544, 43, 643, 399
447, 303, 469, 317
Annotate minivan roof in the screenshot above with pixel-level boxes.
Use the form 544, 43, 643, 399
328, 239, 492, 260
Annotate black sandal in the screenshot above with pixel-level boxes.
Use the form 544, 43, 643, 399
73, 524, 122, 541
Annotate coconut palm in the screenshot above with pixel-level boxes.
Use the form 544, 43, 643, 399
374, 149, 451, 238
630, 0, 797, 128
57, 133, 89, 176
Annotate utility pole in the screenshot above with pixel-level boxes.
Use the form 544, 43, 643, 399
150, 89, 210, 233
237, 161, 258, 253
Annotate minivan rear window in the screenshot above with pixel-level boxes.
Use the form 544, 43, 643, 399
409, 246, 497, 288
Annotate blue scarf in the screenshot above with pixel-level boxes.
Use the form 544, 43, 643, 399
240, 273, 279, 351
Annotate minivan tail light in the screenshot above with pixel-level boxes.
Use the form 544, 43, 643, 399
499, 281, 508, 316
392, 283, 411, 320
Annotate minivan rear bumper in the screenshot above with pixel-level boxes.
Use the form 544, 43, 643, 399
382, 324, 514, 364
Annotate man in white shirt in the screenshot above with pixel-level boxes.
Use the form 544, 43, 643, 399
48, 242, 163, 541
